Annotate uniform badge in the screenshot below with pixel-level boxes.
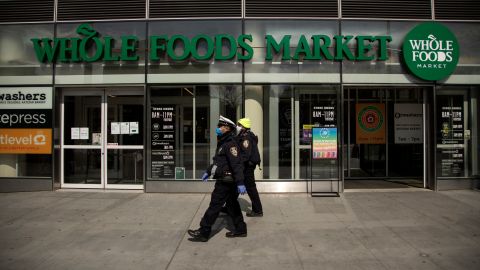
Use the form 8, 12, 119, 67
243, 140, 249, 149
230, 147, 238, 157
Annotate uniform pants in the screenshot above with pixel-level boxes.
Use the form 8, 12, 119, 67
200, 180, 247, 236
244, 166, 263, 213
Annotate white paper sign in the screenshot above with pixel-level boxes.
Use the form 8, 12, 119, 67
120, 122, 130, 134
92, 133, 101, 145
71, 128, 80, 140
80, 128, 89, 140
111, 122, 120, 134
394, 104, 423, 144
130, 122, 139, 134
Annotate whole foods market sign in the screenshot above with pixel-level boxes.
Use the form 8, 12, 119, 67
403, 22, 459, 81
31, 23, 392, 63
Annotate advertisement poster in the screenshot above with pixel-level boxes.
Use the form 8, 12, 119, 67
0, 87, 52, 109
303, 105, 336, 144
312, 128, 337, 159
394, 104, 423, 144
151, 105, 175, 178
436, 96, 464, 177
0, 128, 52, 154
356, 103, 386, 144
0, 87, 53, 154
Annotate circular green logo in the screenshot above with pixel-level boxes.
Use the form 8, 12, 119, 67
403, 22, 459, 81
358, 106, 383, 132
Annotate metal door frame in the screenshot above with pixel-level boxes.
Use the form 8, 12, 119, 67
61, 88, 144, 190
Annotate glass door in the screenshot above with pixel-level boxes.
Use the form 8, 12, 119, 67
61, 88, 144, 189
61, 90, 104, 188
294, 86, 340, 194
105, 89, 144, 189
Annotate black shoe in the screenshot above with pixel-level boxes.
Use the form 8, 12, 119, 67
187, 229, 209, 242
225, 231, 247, 238
246, 211, 263, 217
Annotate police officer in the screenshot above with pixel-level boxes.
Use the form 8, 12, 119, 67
188, 116, 247, 242
236, 118, 263, 217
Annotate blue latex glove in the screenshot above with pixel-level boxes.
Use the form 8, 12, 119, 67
237, 185, 247, 195
201, 172, 209, 182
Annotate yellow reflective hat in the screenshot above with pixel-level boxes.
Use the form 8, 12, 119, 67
237, 118, 251, 129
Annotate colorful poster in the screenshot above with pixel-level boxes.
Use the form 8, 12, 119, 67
312, 128, 337, 159
356, 103, 386, 144
0, 128, 52, 154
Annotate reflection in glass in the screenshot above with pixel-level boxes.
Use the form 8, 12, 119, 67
107, 149, 143, 185
63, 96, 102, 146
64, 149, 101, 184
245, 85, 292, 179
344, 87, 426, 182
436, 87, 480, 179
149, 87, 194, 179
0, 24, 53, 83
107, 95, 143, 145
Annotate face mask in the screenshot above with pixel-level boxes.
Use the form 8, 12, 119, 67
215, 127, 223, 137
236, 126, 242, 135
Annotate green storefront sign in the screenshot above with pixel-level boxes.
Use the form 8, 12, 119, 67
31, 24, 392, 63
403, 22, 459, 81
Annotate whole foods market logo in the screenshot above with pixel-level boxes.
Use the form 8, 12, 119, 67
403, 22, 459, 81
358, 106, 383, 132
31, 24, 393, 63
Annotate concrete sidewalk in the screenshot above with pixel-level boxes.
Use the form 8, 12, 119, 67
0, 189, 479, 270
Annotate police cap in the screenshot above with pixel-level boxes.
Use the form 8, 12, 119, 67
217, 115, 236, 130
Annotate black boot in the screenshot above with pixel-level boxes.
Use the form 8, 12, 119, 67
225, 230, 247, 238
188, 229, 209, 242
246, 211, 263, 217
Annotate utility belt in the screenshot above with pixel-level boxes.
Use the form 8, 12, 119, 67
216, 171, 234, 183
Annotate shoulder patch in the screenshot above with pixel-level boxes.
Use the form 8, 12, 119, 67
230, 146, 238, 157
242, 139, 249, 149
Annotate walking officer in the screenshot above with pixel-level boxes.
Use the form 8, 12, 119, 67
236, 118, 263, 217
188, 116, 247, 242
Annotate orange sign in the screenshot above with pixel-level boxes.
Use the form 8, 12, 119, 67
356, 104, 386, 144
0, 129, 52, 154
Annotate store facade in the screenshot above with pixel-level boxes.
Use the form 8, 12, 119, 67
0, 1, 479, 193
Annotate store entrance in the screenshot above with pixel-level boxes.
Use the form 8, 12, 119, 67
343, 87, 429, 189
295, 87, 341, 195
60, 87, 144, 189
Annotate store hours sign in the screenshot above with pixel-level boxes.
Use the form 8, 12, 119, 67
151, 106, 175, 178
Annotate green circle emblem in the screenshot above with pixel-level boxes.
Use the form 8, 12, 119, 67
358, 106, 383, 132
403, 22, 459, 81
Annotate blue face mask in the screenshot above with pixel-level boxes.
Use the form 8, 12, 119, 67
215, 127, 223, 137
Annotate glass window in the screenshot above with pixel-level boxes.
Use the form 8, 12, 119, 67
148, 20, 242, 83
341, 21, 422, 83
295, 86, 338, 180
55, 22, 147, 84
344, 87, 427, 182
436, 86, 480, 178
0, 24, 53, 84
0, 154, 52, 178
148, 85, 242, 180
244, 20, 340, 84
